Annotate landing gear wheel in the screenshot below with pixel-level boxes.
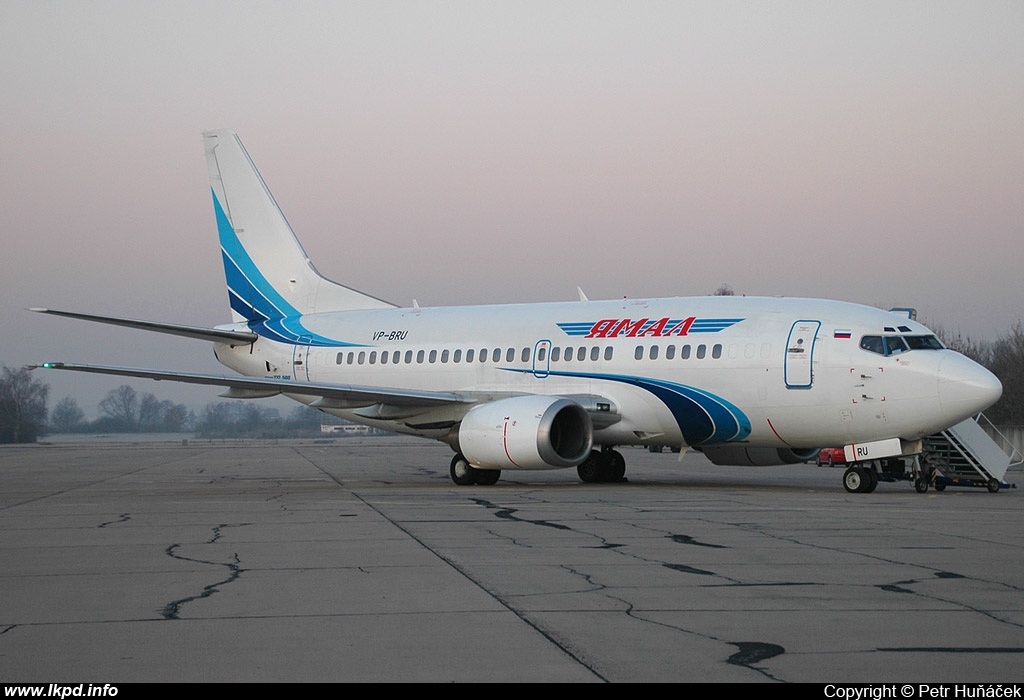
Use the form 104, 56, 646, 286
450, 454, 477, 486
577, 449, 627, 483
577, 451, 603, 483
914, 477, 929, 493
987, 478, 1001, 493
843, 466, 869, 493
863, 467, 878, 493
604, 449, 626, 482
475, 469, 501, 486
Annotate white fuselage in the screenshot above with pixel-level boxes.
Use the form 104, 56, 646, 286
213, 295, 1001, 451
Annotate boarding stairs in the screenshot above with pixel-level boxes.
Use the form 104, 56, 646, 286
922, 413, 1022, 492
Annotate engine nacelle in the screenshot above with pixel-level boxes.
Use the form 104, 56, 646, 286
456, 396, 593, 470
699, 446, 820, 467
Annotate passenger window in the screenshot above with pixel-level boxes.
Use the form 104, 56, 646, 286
506, 348, 515, 363
604, 346, 613, 361
634, 346, 644, 360
681, 345, 691, 359
453, 349, 461, 363
358, 351, 366, 365
405, 350, 413, 364
696, 344, 706, 359
440, 349, 449, 363
466, 349, 474, 363
522, 348, 531, 362
590, 346, 600, 361
551, 347, 561, 362
492, 348, 501, 363
429, 350, 437, 363
336, 352, 344, 365
417, 350, 425, 364
369, 351, 377, 364
380, 351, 388, 365
393, 351, 401, 364
576, 347, 586, 361
538, 347, 547, 362
665, 345, 675, 360
650, 345, 659, 360
712, 344, 722, 359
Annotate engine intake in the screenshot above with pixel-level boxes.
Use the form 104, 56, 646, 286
456, 396, 593, 470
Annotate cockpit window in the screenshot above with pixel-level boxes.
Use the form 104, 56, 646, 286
860, 334, 943, 356
884, 336, 909, 355
904, 335, 944, 350
860, 336, 884, 354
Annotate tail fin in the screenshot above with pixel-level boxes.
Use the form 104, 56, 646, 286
203, 129, 395, 324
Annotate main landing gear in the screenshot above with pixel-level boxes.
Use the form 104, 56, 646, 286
447, 447, 629, 486
449, 454, 501, 486
576, 448, 627, 483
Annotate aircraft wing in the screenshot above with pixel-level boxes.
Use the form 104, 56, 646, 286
27, 362, 470, 408
29, 308, 258, 345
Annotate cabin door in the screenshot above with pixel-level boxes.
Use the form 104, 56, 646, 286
292, 339, 312, 381
784, 320, 820, 389
532, 339, 551, 379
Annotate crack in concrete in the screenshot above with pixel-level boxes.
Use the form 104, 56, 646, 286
727, 641, 786, 680
97, 513, 129, 528
666, 533, 728, 548
467, 496, 790, 680
470, 498, 573, 531
160, 524, 247, 620
662, 563, 717, 576
879, 646, 1024, 653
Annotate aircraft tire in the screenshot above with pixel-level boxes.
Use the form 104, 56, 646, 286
863, 467, 878, 493
577, 451, 604, 483
843, 467, 867, 494
475, 469, 501, 486
450, 454, 478, 486
604, 449, 627, 482
914, 478, 929, 493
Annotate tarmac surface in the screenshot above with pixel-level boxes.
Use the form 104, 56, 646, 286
1, 436, 1022, 683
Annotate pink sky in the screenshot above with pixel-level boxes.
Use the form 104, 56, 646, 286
2, 2, 1021, 417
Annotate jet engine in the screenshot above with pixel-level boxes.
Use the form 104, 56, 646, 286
699, 446, 820, 467
455, 396, 593, 470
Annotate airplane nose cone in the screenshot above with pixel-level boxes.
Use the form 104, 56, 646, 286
937, 353, 1002, 419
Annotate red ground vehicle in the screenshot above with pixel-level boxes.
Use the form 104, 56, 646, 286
815, 447, 847, 467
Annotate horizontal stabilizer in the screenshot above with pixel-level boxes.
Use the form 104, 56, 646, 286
29, 308, 258, 345
28, 362, 469, 408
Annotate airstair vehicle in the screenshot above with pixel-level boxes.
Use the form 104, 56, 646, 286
921, 413, 1022, 493
839, 413, 1020, 494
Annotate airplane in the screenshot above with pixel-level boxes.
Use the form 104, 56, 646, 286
29, 129, 1003, 489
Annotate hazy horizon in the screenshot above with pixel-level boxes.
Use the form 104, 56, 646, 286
3, 2, 1021, 418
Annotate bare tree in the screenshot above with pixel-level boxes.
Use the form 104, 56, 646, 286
987, 322, 1024, 424
50, 396, 85, 433
0, 366, 49, 443
99, 385, 139, 431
